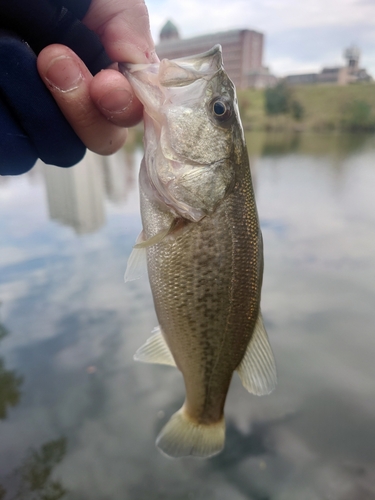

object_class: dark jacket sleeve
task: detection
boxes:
[0,33,86,174]
[0,0,112,75]
[0,0,113,175]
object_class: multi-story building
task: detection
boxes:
[285,45,372,86]
[156,20,276,89]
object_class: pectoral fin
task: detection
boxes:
[134,227,171,249]
[124,231,147,282]
[237,311,277,396]
[134,218,189,249]
[134,326,176,367]
[125,220,189,282]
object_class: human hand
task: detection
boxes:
[0,0,156,175]
[37,0,157,156]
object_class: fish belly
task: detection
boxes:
[140,163,263,425]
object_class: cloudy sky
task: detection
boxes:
[146,0,375,77]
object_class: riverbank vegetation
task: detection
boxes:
[124,82,375,154]
[238,83,375,132]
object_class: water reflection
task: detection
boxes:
[42,148,137,235]
[246,130,373,159]
[24,132,375,237]
[101,148,136,205]
[1,133,375,499]
[1,438,67,500]
[43,153,106,235]
[0,315,23,420]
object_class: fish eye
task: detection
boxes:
[213,101,226,116]
[212,97,232,121]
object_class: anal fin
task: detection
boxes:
[134,326,176,367]
[237,311,277,396]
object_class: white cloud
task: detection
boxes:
[149,0,375,36]
[147,0,375,76]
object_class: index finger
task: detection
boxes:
[83,0,158,63]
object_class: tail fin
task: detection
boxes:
[156,407,225,458]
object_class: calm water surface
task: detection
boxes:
[0,132,375,499]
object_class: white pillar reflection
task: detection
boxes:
[43,151,105,234]
[101,148,136,205]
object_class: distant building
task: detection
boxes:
[285,45,373,86]
[159,19,180,42]
[156,20,276,89]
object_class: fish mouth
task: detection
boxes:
[119,44,222,79]
[119,45,223,111]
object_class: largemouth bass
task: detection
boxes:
[120,45,276,459]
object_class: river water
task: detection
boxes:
[0,132,375,499]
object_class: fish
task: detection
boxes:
[120,45,277,459]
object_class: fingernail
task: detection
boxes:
[98,88,133,114]
[148,50,160,63]
[128,43,159,64]
[45,56,82,92]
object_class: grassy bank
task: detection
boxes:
[238,83,375,132]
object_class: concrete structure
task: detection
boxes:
[156,20,276,89]
[285,45,372,86]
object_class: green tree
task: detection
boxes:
[342,99,375,131]
[291,99,305,121]
[265,82,292,115]
[265,83,305,122]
